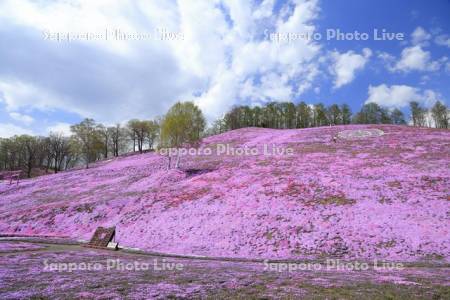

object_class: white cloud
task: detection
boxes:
[330,48,372,88]
[0,123,34,138]
[391,46,440,72]
[377,51,395,62]
[411,26,431,45]
[0,0,323,123]
[187,0,322,120]
[9,112,34,125]
[240,73,292,103]
[435,35,450,48]
[420,74,430,85]
[195,68,240,120]
[0,0,147,56]
[365,84,440,108]
[47,122,73,136]
[0,80,63,113]
[253,0,275,19]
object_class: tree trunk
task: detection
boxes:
[167,155,172,170]
[138,139,143,153]
[175,152,181,169]
[54,156,59,173]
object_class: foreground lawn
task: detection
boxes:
[0,241,449,299]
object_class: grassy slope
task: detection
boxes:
[0,125,449,261]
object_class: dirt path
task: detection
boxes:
[0,240,449,299]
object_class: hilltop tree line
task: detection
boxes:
[0,119,160,176]
[0,99,448,177]
[0,101,206,176]
[208,100,448,135]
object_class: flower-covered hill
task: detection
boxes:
[0,125,449,261]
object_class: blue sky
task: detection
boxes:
[0,0,449,137]
[310,0,450,107]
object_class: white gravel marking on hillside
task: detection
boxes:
[338,129,385,139]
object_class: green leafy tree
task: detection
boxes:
[109,124,126,157]
[206,117,227,136]
[341,104,352,125]
[96,124,111,158]
[327,104,342,125]
[48,133,73,173]
[380,107,392,124]
[284,102,296,128]
[391,108,406,125]
[409,101,426,127]
[296,102,311,128]
[127,119,140,152]
[18,135,40,178]
[431,101,448,129]
[314,103,328,126]
[160,101,206,169]
[354,103,383,124]
[71,118,101,169]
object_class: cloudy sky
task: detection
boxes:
[0,0,449,137]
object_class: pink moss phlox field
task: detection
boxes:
[0,125,449,261]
